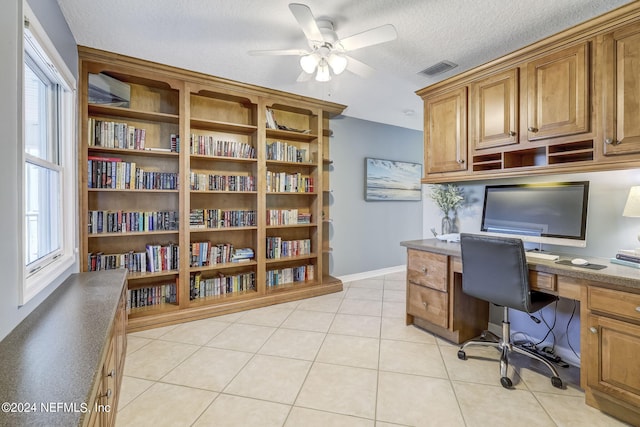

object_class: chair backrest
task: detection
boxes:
[459,233,531,312]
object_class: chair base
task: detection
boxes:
[457,307,564,390]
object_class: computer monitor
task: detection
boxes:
[480,181,589,248]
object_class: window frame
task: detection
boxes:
[20,3,77,305]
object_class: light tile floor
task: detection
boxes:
[116,272,629,427]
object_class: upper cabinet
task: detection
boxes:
[471,68,519,150]
[418,3,640,183]
[526,42,590,141]
[424,86,467,174]
[602,24,640,156]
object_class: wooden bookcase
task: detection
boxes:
[78,47,346,332]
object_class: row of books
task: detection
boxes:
[190,135,256,159]
[88,118,147,150]
[88,250,147,273]
[189,271,256,300]
[611,249,640,268]
[266,140,309,163]
[88,210,178,234]
[266,237,311,259]
[127,282,177,310]
[190,209,257,229]
[88,157,179,190]
[189,172,256,192]
[266,265,314,287]
[266,209,311,225]
[266,171,314,193]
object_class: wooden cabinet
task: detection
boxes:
[585,286,640,425]
[602,23,640,156]
[405,250,488,343]
[423,86,467,174]
[471,68,519,149]
[78,47,345,332]
[526,42,590,141]
[87,283,127,427]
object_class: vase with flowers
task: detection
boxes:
[429,184,464,235]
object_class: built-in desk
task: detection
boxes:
[401,239,640,426]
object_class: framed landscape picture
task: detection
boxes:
[365,158,422,201]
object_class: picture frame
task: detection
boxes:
[365,157,422,201]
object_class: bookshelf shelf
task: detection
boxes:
[79,47,344,333]
[88,104,180,124]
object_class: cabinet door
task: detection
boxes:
[603,25,640,155]
[471,69,519,149]
[424,87,467,173]
[586,314,640,409]
[527,43,589,140]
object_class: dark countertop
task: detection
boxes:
[401,238,640,292]
[0,269,126,427]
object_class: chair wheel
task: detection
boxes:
[500,377,513,388]
[551,376,563,389]
[457,350,466,360]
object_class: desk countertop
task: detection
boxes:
[0,269,126,427]
[401,239,640,292]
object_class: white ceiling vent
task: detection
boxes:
[419,60,458,77]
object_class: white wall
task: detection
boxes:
[422,168,640,366]
[0,1,78,341]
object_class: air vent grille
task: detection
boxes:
[419,61,458,77]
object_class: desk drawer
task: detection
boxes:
[529,271,557,292]
[408,283,448,329]
[589,287,640,322]
[407,250,448,292]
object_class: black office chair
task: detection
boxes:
[457,233,563,389]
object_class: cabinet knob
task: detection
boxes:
[635,306,640,313]
[528,127,538,133]
[422,301,428,308]
[508,131,516,137]
[421,267,428,274]
[605,138,621,145]
[457,159,465,164]
[100,389,112,399]
[589,327,598,334]
[107,369,116,378]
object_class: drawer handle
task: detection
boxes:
[589,327,598,334]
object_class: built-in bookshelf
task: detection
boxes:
[78,46,345,331]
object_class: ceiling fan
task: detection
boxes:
[249,3,397,82]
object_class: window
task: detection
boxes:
[21,4,76,304]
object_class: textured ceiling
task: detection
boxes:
[57,0,634,130]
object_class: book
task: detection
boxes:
[610,257,640,268]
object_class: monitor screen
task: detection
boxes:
[480,181,589,247]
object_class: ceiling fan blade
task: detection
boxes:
[289,3,324,45]
[296,71,313,82]
[338,24,397,52]
[345,56,375,78]
[248,49,308,56]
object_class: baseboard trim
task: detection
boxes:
[338,265,406,283]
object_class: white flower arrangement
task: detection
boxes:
[429,184,464,216]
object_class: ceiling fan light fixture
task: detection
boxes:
[300,54,318,74]
[327,53,347,75]
[315,59,331,82]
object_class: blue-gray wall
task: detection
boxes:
[329,116,423,276]
[0,1,78,341]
